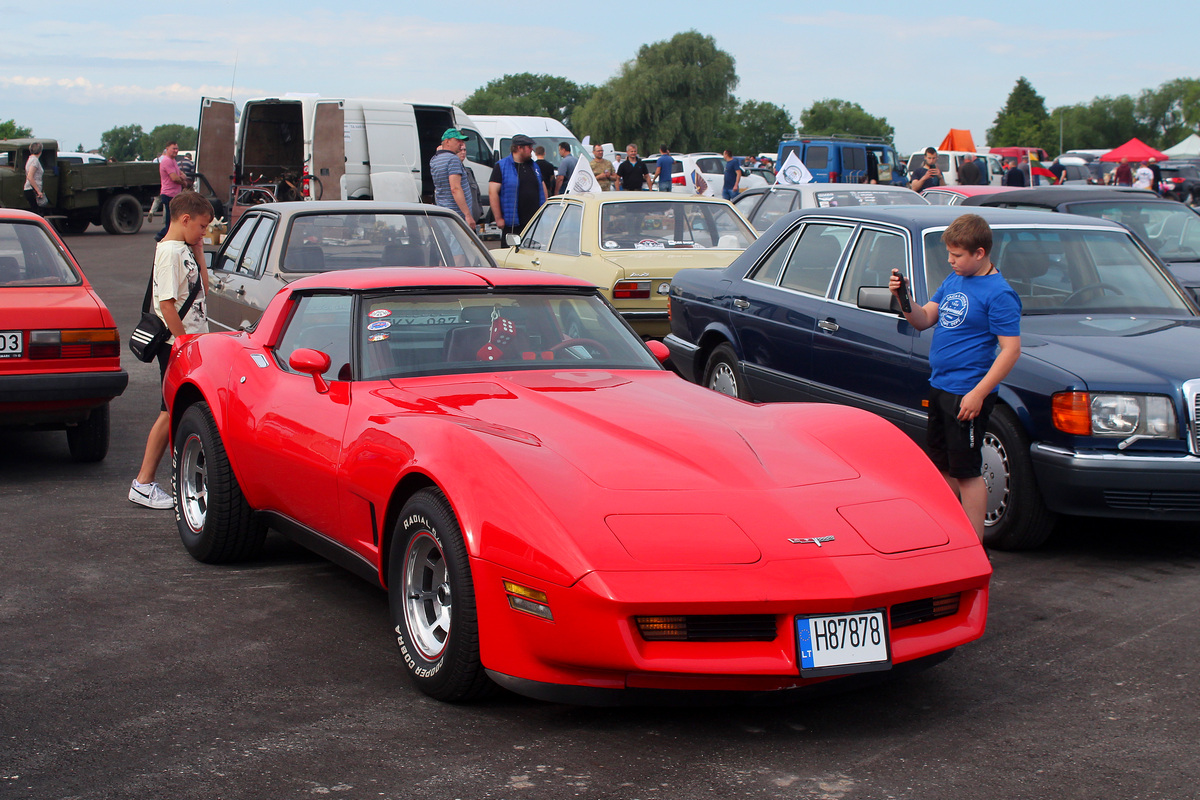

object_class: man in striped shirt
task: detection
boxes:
[429,128,476,230]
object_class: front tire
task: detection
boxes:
[389,488,491,702]
[172,402,265,563]
[100,193,143,235]
[703,343,750,400]
[981,407,1056,550]
[66,403,109,462]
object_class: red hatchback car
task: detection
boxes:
[0,209,127,460]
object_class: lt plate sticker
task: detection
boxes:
[368,333,389,342]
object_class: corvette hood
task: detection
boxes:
[1020,315,1200,386]
[381,372,859,491]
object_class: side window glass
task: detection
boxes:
[462,129,491,166]
[238,216,276,277]
[838,229,907,304]
[520,203,564,251]
[779,223,852,296]
[549,204,582,256]
[805,147,829,170]
[275,294,354,381]
[754,190,797,230]
[747,224,801,286]
[216,216,257,273]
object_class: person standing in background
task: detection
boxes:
[617,144,650,191]
[155,142,188,242]
[488,134,545,240]
[590,144,616,191]
[533,146,557,198]
[23,142,46,212]
[721,149,742,200]
[654,146,675,192]
[429,128,476,230]
[554,143,578,195]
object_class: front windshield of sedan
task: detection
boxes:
[0,221,81,286]
[1060,201,1200,262]
[923,227,1194,315]
[356,291,661,380]
[281,212,490,272]
[599,201,756,251]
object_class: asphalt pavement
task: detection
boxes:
[1,222,1198,800]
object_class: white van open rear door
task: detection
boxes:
[195,97,236,213]
[312,100,345,201]
[362,105,419,203]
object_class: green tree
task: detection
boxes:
[712,100,793,155]
[142,124,198,160]
[1052,95,1146,152]
[0,119,33,139]
[1135,78,1200,148]
[99,124,149,162]
[798,99,893,141]
[987,77,1056,151]
[574,31,737,153]
[461,73,595,131]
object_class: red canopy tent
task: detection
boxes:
[1099,138,1168,162]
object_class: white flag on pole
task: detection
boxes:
[692,169,715,197]
[568,147,602,195]
[776,150,814,185]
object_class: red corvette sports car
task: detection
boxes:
[164,267,990,704]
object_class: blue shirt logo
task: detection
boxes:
[940,292,969,328]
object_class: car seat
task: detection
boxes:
[382,242,429,267]
[284,245,325,272]
[0,256,21,284]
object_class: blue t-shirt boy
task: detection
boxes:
[928,271,1022,394]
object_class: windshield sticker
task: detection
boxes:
[368,333,389,342]
[367,320,391,331]
[369,309,392,318]
[635,239,664,249]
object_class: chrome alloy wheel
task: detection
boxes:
[403,531,451,660]
[707,361,739,397]
[179,432,208,533]
[980,429,1011,527]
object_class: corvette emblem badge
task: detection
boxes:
[788,536,835,547]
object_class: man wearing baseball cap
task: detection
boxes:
[430,128,476,229]
[488,133,546,240]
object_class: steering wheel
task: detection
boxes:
[1063,282,1125,306]
[549,338,610,359]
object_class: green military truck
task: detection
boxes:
[0,138,160,234]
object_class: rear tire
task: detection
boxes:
[703,343,750,400]
[389,488,492,702]
[66,403,109,462]
[61,216,92,235]
[100,193,143,235]
[172,402,265,563]
[981,407,1056,551]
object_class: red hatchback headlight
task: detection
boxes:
[28,329,120,359]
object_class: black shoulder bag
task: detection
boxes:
[128,272,201,363]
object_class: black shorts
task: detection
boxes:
[926,388,997,479]
[157,345,171,412]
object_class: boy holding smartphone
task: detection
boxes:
[889,214,1021,542]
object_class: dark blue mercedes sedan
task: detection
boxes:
[665,205,1200,550]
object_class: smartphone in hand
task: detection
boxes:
[893,269,912,313]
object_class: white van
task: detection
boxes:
[906,150,1004,186]
[195,95,494,211]
[470,115,588,173]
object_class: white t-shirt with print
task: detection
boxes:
[152,240,208,338]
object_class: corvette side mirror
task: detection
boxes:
[289,347,332,393]
[645,339,671,366]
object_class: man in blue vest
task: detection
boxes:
[488,133,546,241]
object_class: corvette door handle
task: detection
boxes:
[818,319,839,332]
[733,298,750,310]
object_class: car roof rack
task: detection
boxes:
[778,132,892,145]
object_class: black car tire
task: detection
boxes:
[58,216,92,235]
[982,407,1056,551]
[172,402,266,563]
[389,488,492,702]
[100,194,144,235]
[66,403,109,462]
[703,343,750,400]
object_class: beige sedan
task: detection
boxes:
[496,192,756,338]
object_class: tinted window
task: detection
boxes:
[696,157,724,174]
[0,221,80,286]
[778,223,853,295]
[747,225,800,285]
[462,129,492,166]
[805,147,829,170]
[215,215,258,273]
[282,212,491,271]
[842,148,866,172]
[812,189,925,208]
[275,294,354,381]
[238,216,277,277]
[752,189,797,230]
[838,229,907,303]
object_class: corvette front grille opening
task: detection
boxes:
[890,594,961,629]
[635,614,778,642]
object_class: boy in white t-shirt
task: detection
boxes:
[129,191,212,509]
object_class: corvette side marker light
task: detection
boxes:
[503,580,553,620]
[636,616,688,640]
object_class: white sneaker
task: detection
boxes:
[129,480,173,510]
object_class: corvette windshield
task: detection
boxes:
[923,227,1194,315]
[599,201,755,250]
[281,212,491,272]
[357,291,661,380]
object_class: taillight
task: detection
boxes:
[29,329,120,359]
[829,170,838,182]
[1171,177,1184,184]
[672,175,686,185]
[613,280,651,299]
[1051,392,1091,435]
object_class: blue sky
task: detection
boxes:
[4,1,1197,157]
